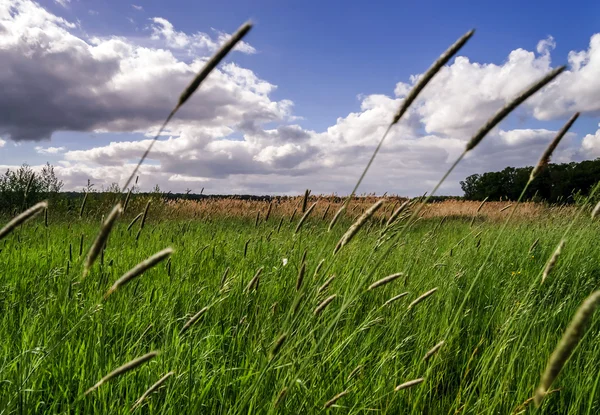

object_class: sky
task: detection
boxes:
[1,0,600,196]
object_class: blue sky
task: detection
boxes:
[1,0,600,195]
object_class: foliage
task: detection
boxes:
[461,159,600,203]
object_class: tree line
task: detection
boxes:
[460,158,600,203]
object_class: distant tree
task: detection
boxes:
[461,158,600,204]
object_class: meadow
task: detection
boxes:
[0,197,599,414]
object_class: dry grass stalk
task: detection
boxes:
[85,351,159,395]
[301,189,311,213]
[323,390,349,408]
[314,294,337,315]
[368,273,403,290]
[476,197,489,213]
[534,291,600,407]
[104,247,173,299]
[269,332,288,359]
[334,200,384,255]
[593,201,600,220]
[296,262,306,291]
[244,238,250,257]
[122,21,253,190]
[131,371,175,411]
[394,378,424,391]
[0,201,47,241]
[328,205,346,232]
[321,203,331,220]
[140,201,151,229]
[541,239,565,284]
[529,238,540,254]
[386,200,409,227]
[289,208,297,223]
[127,212,143,232]
[245,267,264,292]
[274,387,288,408]
[313,259,325,279]
[295,202,318,234]
[79,192,88,218]
[530,113,579,181]
[318,275,336,294]
[265,202,273,222]
[24,172,34,200]
[83,203,122,279]
[499,204,512,212]
[384,292,409,306]
[465,67,565,152]
[123,189,132,213]
[347,365,363,381]
[220,267,230,288]
[407,288,438,310]
[423,341,445,361]
[513,389,560,414]
[180,306,209,335]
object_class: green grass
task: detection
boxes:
[1,211,600,414]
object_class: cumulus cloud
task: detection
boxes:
[150,17,256,54]
[0,0,263,141]
[35,146,66,154]
[581,125,600,158]
[3,0,600,196]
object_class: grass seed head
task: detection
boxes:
[180,306,209,335]
[318,275,336,294]
[85,351,159,395]
[423,341,445,361]
[394,378,425,391]
[295,202,318,234]
[328,205,346,232]
[334,200,384,255]
[270,332,288,359]
[314,294,337,315]
[465,66,565,152]
[323,390,349,408]
[131,371,175,411]
[296,262,306,291]
[104,247,173,299]
[83,203,122,279]
[0,201,47,241]
[245,267,264,292]
[541,239,565,284]
[535,291,600,406]
[368,272,403,290]
[384,292,409,306]
[407,287,438,310]
[530,113,579,182]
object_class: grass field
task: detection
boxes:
[1,199,599,414]
[0,17,596,415]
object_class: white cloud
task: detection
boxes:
[150,17,256,54]
[132,4,143,11]
[581,125,600,158]
[54,0,70,7]
[2,0,600,196]
[35,146,66,154]
[0,138,5,148]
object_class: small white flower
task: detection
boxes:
[282,258,288,266]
